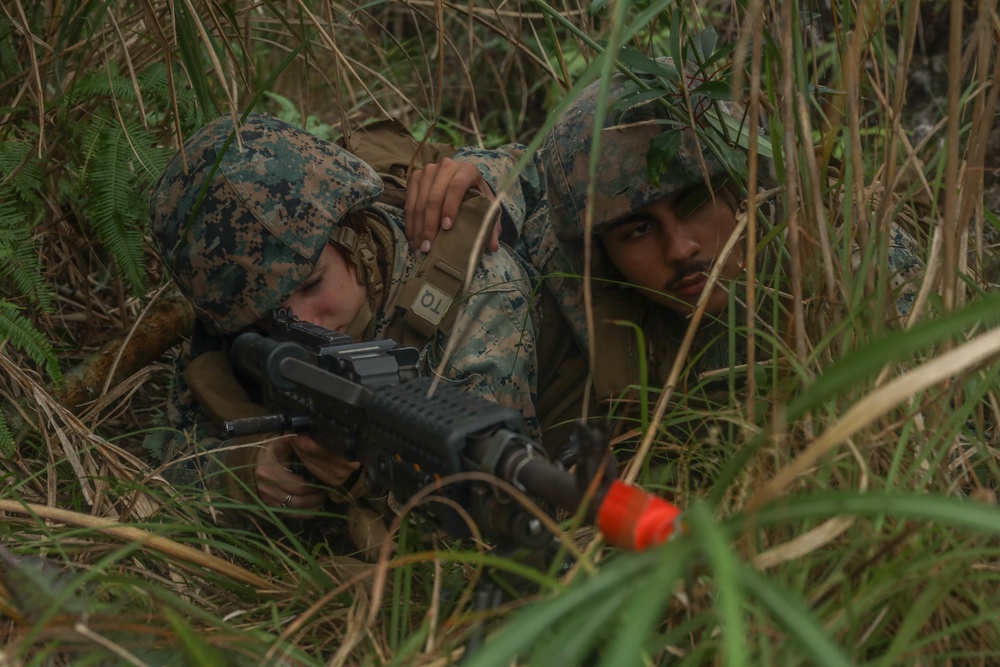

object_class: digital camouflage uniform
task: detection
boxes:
[458,61,926,400]
[149,114,540,496]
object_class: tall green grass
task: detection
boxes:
[1,0,998,665]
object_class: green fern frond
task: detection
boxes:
[0,218,51,312]
[0,412,12,457]
[71,64,139,104]
[79,118,149,296]
[122,116,174,180]
[79,114,104,169]
[138,64,201,130]
[0,140,44,203]
[0,144,53,311]
[0,302,61,383]
[0,17,19,82]
[137,63,169,97]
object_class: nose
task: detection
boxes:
[284,299,317,326]
[660,218,700,265]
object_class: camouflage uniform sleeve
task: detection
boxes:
[453,145,588,354]
[421,247,541,441]
[452,144,546,242]
[155,348,229,490]
[153,342,258,499]
[886,222,924,318]
[848,220,925,321]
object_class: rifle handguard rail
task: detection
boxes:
[223,314,684,551]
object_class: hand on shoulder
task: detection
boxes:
[404,157,501,253]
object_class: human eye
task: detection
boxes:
[298,275,322,293]
[602,215,654,247]
[623,220,652,241]
[606,218,653,243]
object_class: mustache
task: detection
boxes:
[667,261,715,290]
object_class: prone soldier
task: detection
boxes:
[148,113,543,541]
[407,58,926,410]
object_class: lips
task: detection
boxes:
[670,273,707,297]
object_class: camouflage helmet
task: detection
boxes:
[150,113,383,335]
[542,58,757,252]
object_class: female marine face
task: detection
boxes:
[599,187,744,317]
[280,243,368,333]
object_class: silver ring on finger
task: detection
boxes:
[280,493,292,508]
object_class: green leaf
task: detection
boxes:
[598,540,693,667]
[617,48,680,80]
[704,107,774,159]
[610,319,649,429]
[0,302,61,382]
[529,585,631,667]
[746,492,1000,536]
[687,27,718,64]
[877,575,954,667]
[612,88,672,113]
[462,550,670,667]
[984,207,1000,235]
[687,504,748,667]
[740,566,852,667]
[786,292,1000,421]
[692,80,732,100]
[647,129,683,185]
[173,1,219,115]
[0,545,91,623]
[165,606,228,666]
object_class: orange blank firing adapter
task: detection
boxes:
[597,480,683,551]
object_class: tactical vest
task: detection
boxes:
[533,286,660,448]
[342,120,496,349]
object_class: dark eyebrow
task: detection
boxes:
[603,212,650,233]
[602,174,730,232]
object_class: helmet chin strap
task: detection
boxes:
[343,300,374,340]
[330,226,385,340]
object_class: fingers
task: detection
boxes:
[291,434,362,488]
[254,437,327,512]
[405,159,487,252]
[259,486,327,512]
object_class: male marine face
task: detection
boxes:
[599,185,743,316]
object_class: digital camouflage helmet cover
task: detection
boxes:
[150,113,383,335]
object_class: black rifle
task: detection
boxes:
[225,313,681,551]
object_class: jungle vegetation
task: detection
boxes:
[1,0,999,665]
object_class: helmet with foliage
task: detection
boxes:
[542,57,767,270]
[150,113,383,335]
